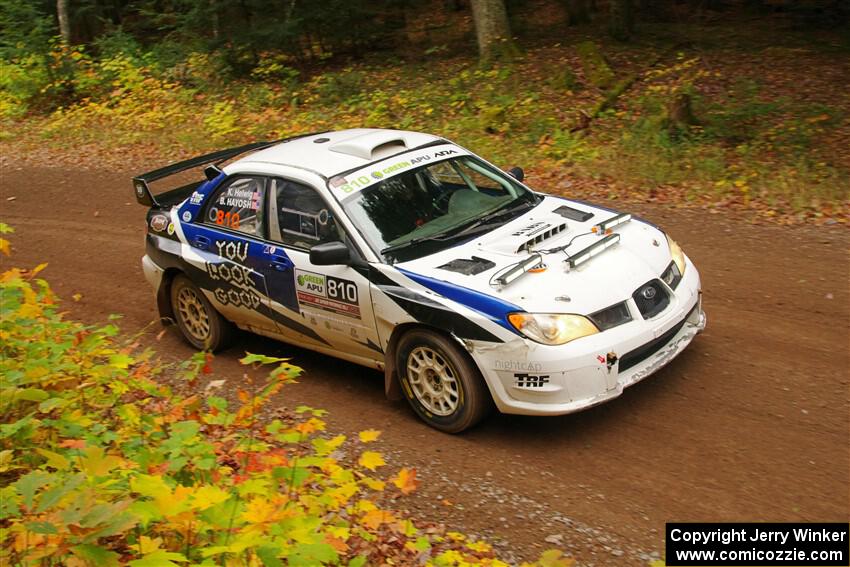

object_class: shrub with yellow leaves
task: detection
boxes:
[0,234,575,566]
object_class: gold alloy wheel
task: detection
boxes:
[406,346,461,416]
[175,286,211,343]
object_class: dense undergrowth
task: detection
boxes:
[0,224,577,566]
[1,25,848,223]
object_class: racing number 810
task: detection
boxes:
[215,209,240,229]
[339,175,370,194]
[327,277,358,304]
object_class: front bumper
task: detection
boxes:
[471,258,706,416]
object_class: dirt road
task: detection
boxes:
[2,165,848,564]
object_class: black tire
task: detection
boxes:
[170,274,235,352]
[396,328,493,433]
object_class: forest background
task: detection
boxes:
[1,0,848,223]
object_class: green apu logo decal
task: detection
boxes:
[333,147,463,198]
[339,160,413,194]
[297,273,324,288]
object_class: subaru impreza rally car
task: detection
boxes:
[134,128,705,432]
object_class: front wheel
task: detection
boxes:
[170,274,235,351]
[396,329,492,433]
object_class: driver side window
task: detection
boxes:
[270,178,342,250]
[204,176,266,237]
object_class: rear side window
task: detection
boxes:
[271,178,342,250]
[205,176,266,237]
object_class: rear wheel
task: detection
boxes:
[170,274,235,351]
[396,329,492,433]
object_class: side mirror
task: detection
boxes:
[204,164,223,181]
[310,241,351,266]
[507,166,524,182]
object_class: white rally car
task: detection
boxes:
[134,128,705,432]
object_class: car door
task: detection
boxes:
[184,175,279,334]
[265,177,383,361]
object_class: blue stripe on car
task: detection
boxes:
[396,268,521,334]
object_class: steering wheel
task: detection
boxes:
[433,190,454,213]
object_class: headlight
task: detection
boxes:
[666,234,686,275]
[661,261,683,289]
[507,312,599,345]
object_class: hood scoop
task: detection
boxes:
[328,131,412,160]
[514,222,567,253]
[437,256,496,276]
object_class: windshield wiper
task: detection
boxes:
[381,222,498,256]
[449,196,539,239]
[381,234,453,255]
[380,194,540,257]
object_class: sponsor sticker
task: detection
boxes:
[149,214,168,232]
[182,211,192,222]
[294,269,360,318]
[189,191,204,205]
[514,373,550,388]
[296,271,326,295]
[328,145,469,201]
[495,360,542,372]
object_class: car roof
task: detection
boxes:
[234,128,444,178]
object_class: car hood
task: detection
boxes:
[394,196,673,316]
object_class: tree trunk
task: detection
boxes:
[664,92,699,131]
[608,0,634,41]
[564,0,590,25]
[470,0,518,64]
[57,0,71,43]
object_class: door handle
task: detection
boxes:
[270,256,292,271]
[192,235,210,250]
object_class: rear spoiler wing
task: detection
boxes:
[132,132,326,206]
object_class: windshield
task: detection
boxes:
[342,155,537,261]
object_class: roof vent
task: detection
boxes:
[329,130,412,161]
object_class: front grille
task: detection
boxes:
[589,301,632,331]
[632,279,669,319]
[618,303,697,372]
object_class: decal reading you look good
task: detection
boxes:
[208,240,262,309]
[295,269,361,318]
